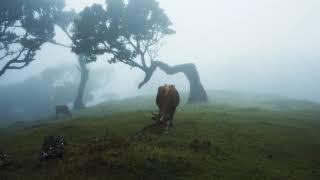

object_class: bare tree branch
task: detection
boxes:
[48,40,72,48]
[126,36,139,51]
[0,48,34,77]
[119,58,145,71]
[75,64,81,72]
[0,52,9,60]
[58,25,73,41]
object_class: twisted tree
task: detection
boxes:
[72,0,208,103]
[49,10,91,109]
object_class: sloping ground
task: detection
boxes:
[0,91,320,179]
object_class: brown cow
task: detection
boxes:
[55,105,72,119]
[155,84,180,128]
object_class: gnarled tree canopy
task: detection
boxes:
[72,0,208,103]
[0,0,65,76]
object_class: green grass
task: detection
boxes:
[1,90,320,179]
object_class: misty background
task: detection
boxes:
[1,0,320,122]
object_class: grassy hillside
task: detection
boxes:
[1,90,320,179]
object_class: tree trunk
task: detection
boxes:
[139,61,208,103]
[73,55,89,110]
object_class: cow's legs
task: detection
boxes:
[159,111,165,124]
[165,120,170,131]
[169,107,176,127]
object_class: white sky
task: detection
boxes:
[1,0,320,102]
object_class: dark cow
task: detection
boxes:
[55,105,72,119]
[155,84,180,128]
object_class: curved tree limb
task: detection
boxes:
[0,48,34,77]
[138,60,208,103]
[48,40,71,49]
[138,61,196,88]
[138,62,157,89]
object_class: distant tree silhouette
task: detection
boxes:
[72,0,208,103]
[0,64,113,122]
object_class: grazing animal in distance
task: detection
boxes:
[55,105,72,119]
[155,84,180,128]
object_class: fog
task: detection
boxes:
[1,0,320,121]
